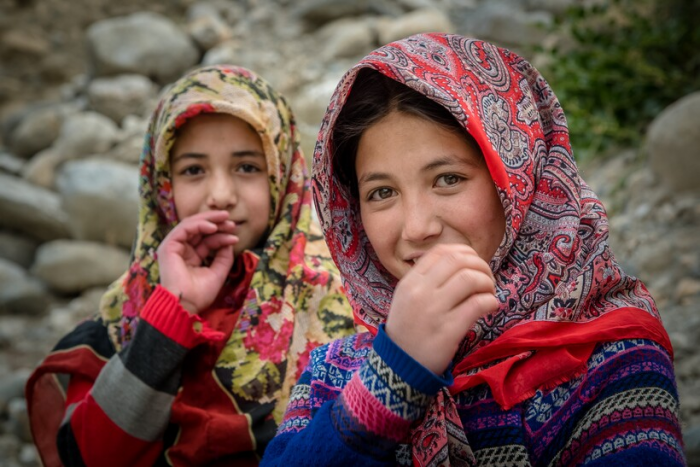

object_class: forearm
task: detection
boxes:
[263,326,450,464]
[58,286,223,466]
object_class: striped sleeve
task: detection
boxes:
[57,286,224,467]
[534,339,686,466]
[262,326,449,465]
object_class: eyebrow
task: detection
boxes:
[358,153,480,185]
[171,150,265,163]
[423,154,480,171]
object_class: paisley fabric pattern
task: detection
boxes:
[98,65,354,423]
[312,34,662,465]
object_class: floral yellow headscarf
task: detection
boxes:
[100,65,354,417]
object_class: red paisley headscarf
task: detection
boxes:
[313,34,671,466]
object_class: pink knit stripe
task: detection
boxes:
[342,374,411,442]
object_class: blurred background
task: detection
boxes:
[0,0,698,465]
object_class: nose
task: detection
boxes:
[401,196,441,243]
[207,172,237,210]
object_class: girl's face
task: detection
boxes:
[356,111,505,280]
[171,113,270,255]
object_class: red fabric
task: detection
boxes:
[312,34,668,466]
[70,394,162,467]
[25,347,108,467]
[25,255,260,467]
[449,307,673,410]
[141,285,225,349]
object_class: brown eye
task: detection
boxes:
[181,165,205,176]
[368,187,395,201]
[237,164,261,173]
[435,174,462,187]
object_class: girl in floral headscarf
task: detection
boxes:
[26,65,355,467]
[261,34,685,466]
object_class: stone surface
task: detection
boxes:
[86,12,200,84]
[30,240,129,294]
[0,173,71,242]
[648,92,700,193]
[87,74,156,124]
[56,159,139,248]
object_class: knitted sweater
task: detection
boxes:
[52,285,264,466]
[262,326,685,466]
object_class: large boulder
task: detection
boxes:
[0,173,71,241]
[0,258,50,316]
[87,74,157,124]
[6,104,68,159]
[52,111,120,160]
[56,159,139,248]
[648,92,700,193]
[30,240,129,294]
[0,231,38,269]
[86,12,200,84]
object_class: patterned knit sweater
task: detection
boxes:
[262,326,685,466]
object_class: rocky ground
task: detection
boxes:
[0,0,698,465]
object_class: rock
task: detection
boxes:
[0,258,50,316]
[107,115,147,164]
[0,435,20,465]
[0,231,38,269]
[1,28,50,56]
[107,134,144,165]
[19,444,39,467]
[377,8,454,45]
[0,370,30,414]
[48,287,105,336]
[0,152,25,176]
[633,240,676,276]
[677,278,700,302]
[6,398,31,443]
[186,7,231,50]
[87,74,157,124]
[648,92,700,193]
[686,424,700,467]
[21,148,64,190]
[56,159,139,248]
[319,17,376,59]
[7,104,67,159]
[30,240,129,294]
[53,111,120,160]
[292,0,402,28]
[0,174,71,242]
[86,12,200,84]
[463,3,552,47]
[524,0,576,15]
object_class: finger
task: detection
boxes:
[182,210,231,224]
[451,292,499,325]
[440,268,496,310]
[413,247,491,288]
[193,233,238,259]
[208,244,235,278]
[412,244,479,274]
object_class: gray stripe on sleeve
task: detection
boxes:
[61,402,79,427]
[92,356,175,441]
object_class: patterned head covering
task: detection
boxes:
[100,65,352,417]
[314,34,662,466]
[314,33,658,345]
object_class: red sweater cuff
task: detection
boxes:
[141,286,225,349]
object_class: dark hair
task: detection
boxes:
[332,69,481,195]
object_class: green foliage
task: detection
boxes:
[540,0,700,160]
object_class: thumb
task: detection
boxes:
[208,245,235,279]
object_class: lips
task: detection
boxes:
[404,253,424,266]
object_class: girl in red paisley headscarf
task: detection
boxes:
[261,34,685,466]
[25,65,356,467]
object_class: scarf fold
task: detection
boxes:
[313,34,668,466]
